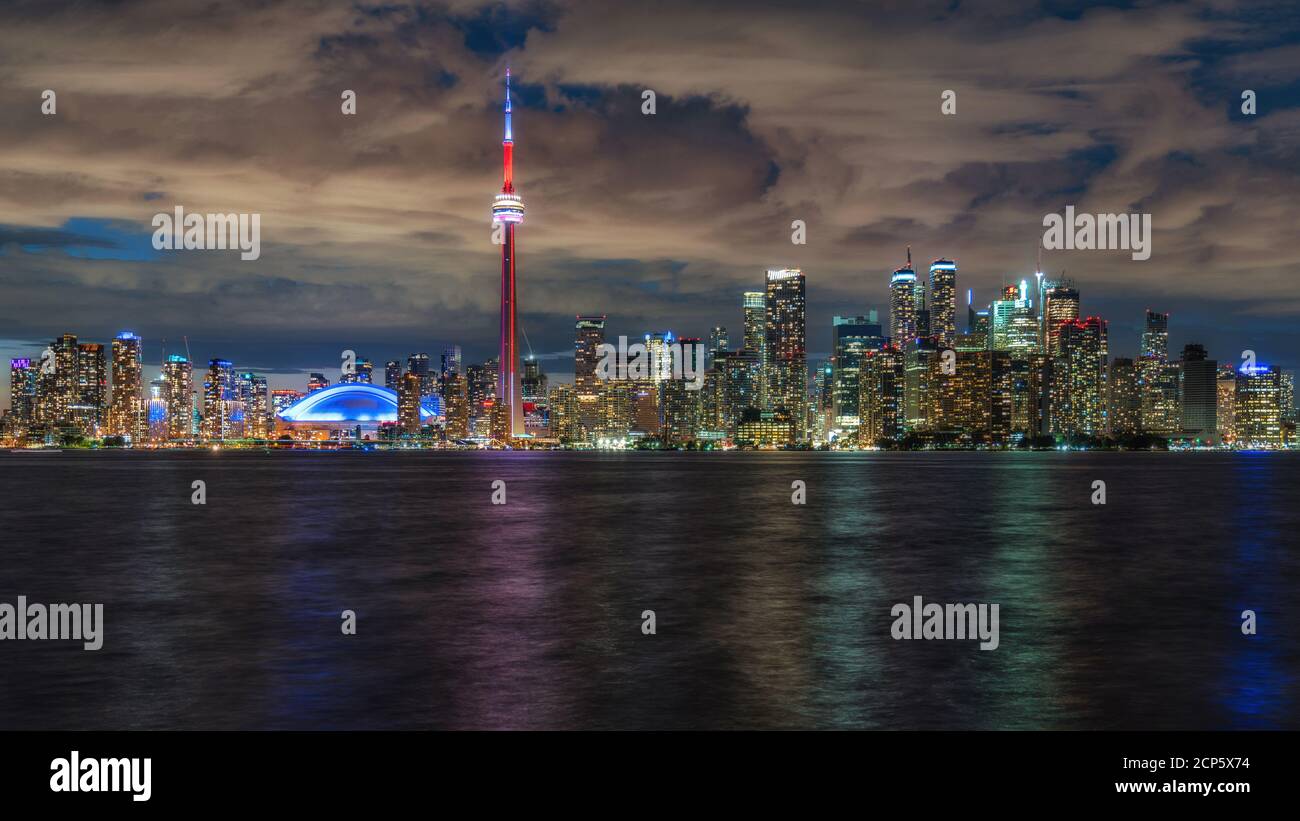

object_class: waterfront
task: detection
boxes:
[0,450,1296,730]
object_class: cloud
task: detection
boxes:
[0,0,1297,396]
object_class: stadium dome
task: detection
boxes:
[279,383,435,423]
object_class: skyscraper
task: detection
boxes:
[1180,344,1217,442]
[1235,364,1281,448]
[37,333,79,427]
[146,378,168,442]
[1138,309,1177,434]
[990,283,1035,352]
[8,358,37,426]
[765,268,807,441]
[929,259,957,347]
[109,331,144,439]
[831,315,885,432]
[889,249,918,347]
[203,359,238,441]
[521,357,547,405]
[397,372,422,434]
[546,383,581,443]
[858,346,904,446]
[743,291,766,407]
[1141,309,1169,360]
[237,372,270,439]
[384,360,402,389]
[1050,317,1107,435]
[1217,364,1238,444]
[74,342,106,435]
[491,69,525,439]
[443,374,470,440]
[440,346,462,381]
[406,353,434,401]
[574,315,606,438]
[161,354,193,440]
[1107,357,1142,436]
[708,326,729,368]
[1042,284,1080,357]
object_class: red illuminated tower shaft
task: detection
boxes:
[493,69,525,439]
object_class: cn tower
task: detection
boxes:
[491,68,525,439]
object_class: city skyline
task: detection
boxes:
[2,0,1299,398]
[5,252,1291,449]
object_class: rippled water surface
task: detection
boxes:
[1,450,1296,729]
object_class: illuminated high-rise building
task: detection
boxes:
[145,378,168,442]
[1010,355,1050,439]
[831,315,886,433]
[574,315,606,437]
[644,332,675,384]
[1050,317,1106,435]
[404,353,434,400]
[929,259,957,347]
[1282,372,1296,424]
[742,292,765,352]
[109,331,144,439]
[271,388,303,418]
[708,326,729,368]
[1141,309,1169,360]
[1007,301,1040,357]
[202,359,239,441]
[440,346,462,380]
[1042,284,1080,357]
[307,373,330,393]
[662,341,703,447]
[397,372,422,434]
[521,357,547,405]
[597,381,632,441]
[715,348,761,438]
[742,291,766,407]
[35,333,80,427]
[1235,364,1281,448]
[443,374,470,439]
[1217,364,1237,444]
[1180,344,1217,443]
[574,316,606,394]
[384,360,402,389]
[928,349,1014,444]
[73,342,107,436]
[161,354,194,440]
[1107,358,1142,436]
[237,372,271,439]
[890,249,918,347]
[765,268,807,441]
[858,346,904,446]
[8,358,38,425]
[903,339,936,432]
[491,69,526,439]
[990,282,1035,353]
[546,383,581,443]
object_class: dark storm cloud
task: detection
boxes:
[0,0,1298,394]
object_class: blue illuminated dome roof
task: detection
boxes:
[279,383,434,423]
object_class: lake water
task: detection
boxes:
[0,450,1296,729]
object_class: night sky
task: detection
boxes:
[1,0,1298,400]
